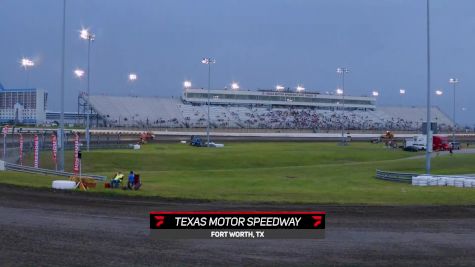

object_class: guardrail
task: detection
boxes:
[375,170,417,183]
[4,162,107,181]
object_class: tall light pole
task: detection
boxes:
[128,73,137,96]
[425,0,432,174]
[20,58,35,88]
[74,68,85,126]
[80,28,95,152]
[434,89,443,130]
[201,57,215,147]
[337,67,349,145]
[58,0,67,171]
[448,78,458,144]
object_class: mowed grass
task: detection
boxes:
[0,142,474,205]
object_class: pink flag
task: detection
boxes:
[33,135,39,168]
[19,134,23,165]
[73,133,80,174]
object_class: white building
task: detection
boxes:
[0,87,47,125]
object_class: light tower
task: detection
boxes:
[336,67,349,145]
[201,57,216,147]
[448,78,459,144]
[80,28,95,152]
[20,57,35,87]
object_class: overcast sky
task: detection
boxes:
[0,0,474,124]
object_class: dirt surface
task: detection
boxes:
[0,184,474,267]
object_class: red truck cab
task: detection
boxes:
[433,135,450,151]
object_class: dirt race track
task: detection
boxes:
[0,184,474,267]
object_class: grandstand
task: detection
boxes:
[83,89,453,132]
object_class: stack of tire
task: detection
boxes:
[412,176,475,188]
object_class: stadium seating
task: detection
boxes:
[85,95,454,131]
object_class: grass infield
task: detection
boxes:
[0,142,474,205]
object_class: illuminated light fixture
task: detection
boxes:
[129,73,137,81]
[183,80,192,88]
[448,78,459,84]
[336,88,343,95]
[435,90,443,96]
[231,82,239,90]
[80,28,95,41]
[296,85,305,92]
[276,85,285,91]
[74,68,85,78]
[399,89,406,95]
[20,58,35,69]
[372,91,379,97]
[201,58,216,64]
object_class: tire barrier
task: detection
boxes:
[52,180,77,190]
[377,170,475,188]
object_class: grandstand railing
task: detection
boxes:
[375,170,417,183]
[4,162,107,181]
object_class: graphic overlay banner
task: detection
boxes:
[33,135,39,168]
[150,211,325,239]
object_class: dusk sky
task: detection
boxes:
[0,0,474,124]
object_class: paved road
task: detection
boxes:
[0,184,474,267]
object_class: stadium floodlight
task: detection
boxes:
[80,27,95,152]
[201,58,216,64]
[336,88,343,95]
[20,58,35,69]
[399,89,406,95]
[129,73,137,81]
[296,85,305,92]
[448,78,459,144]
[372,91,379,97]
[80,28,95,41]
[276,85,285,91]
[74,68,85,78]
[336,67,350,145]
[19,57,36,88]
[231,82,240,90]
[183,80,192,89]
[201,57,216,147]
[435,90,443,96]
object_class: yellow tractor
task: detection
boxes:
[380,131,396,148]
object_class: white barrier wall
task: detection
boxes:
[412,175,474,188]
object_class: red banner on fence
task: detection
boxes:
[33,134,39,168]
[19,134,23,165]
[51,134,57,168]
[73,133,80,174]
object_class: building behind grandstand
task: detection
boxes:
[0,83,47,125]
[84,88,454,132]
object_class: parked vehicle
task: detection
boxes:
[403,135,450,151]
[450,142,461,150]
